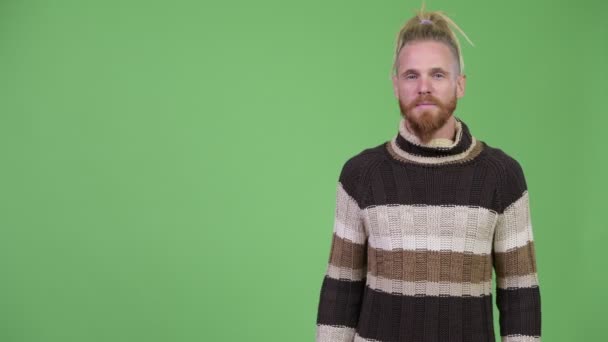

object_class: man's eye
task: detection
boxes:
[434,73,445,78]
[405,74,417,80]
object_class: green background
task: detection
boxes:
[1,0,606,341]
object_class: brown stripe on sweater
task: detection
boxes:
[367,248,493,283]
[328,233,366,269]
[493,240,538,278]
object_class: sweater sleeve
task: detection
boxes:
[492,157,542,342]
[315,156,368,342]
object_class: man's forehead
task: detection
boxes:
[397,41,456,70]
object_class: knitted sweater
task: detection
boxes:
[315,116,541,342]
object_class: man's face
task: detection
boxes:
[392,40,466,141]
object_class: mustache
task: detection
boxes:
[414,95,440,106]
[403,95,443,112]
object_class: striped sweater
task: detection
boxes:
[315,116,541,342]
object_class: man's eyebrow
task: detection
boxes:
[401,67,451,76]
[401,69,418,76]
[429,67,450,74]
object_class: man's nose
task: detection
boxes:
[418,77,431,94]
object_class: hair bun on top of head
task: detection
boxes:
[389,1,476,79]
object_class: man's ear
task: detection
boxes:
[456,74,466,98]
[392,75,399,99]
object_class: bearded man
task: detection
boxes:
[315,6,542,342]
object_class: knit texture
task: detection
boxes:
[315,116,541,342]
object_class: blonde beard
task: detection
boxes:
[398,94,457,142]
[408,111,451,142]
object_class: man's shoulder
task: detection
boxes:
[480,141,528,210]
[480,140,525,175]
[341,142,387,174]
[337,142,386,192]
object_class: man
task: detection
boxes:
[315,7,542,342]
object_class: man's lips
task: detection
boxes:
[416,103,436,107]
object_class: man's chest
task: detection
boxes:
[360,163,500,254]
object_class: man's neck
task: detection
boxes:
[404,115,457,145]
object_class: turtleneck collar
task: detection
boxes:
[385,116,485,166]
